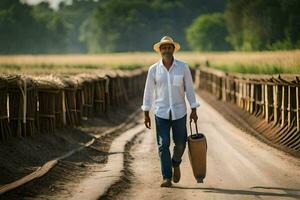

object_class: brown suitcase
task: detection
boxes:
[187,121,207,183]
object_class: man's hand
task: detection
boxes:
[189,108,198,123]
[144,111,151,129]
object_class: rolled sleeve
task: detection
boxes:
[190,102,200,109]
[141,105,151,111]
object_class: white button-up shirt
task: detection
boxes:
[141,58,200,120]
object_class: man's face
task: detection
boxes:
[160,43,175,60]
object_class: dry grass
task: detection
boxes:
[195,50,300,74]
[0,50,299,74]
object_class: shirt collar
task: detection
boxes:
[159,58,177,70]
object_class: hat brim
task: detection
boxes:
[153,41,180,52]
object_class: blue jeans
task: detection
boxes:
[155,114,187,179]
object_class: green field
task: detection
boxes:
[0,50,299,75]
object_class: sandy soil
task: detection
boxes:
[112,93,300,200]
[0,97,143,199]
[2,91,300,200]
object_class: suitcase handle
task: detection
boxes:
[189,120,199,136]
[189,120,208,150]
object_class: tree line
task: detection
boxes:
[0,0,299,53]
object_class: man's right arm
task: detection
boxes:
[141,68,155,129]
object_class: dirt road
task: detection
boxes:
[113,94,300,200]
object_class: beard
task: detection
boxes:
[162,52,173,60]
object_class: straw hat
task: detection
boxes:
[153,36,180,52]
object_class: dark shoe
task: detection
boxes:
[172,166,181,183]
[196,177,204,183]
[160,179,172,187]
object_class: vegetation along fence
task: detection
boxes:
[197,66,300,156]
[0,69,146,141]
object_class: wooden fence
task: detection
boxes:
[197,65,300,156]
[0,69,146,141]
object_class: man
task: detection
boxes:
[141,36,200,187]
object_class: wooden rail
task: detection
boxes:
[197,65,300,155]
[0,69,147,141]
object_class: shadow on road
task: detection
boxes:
[171,185,300,199]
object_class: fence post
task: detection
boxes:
[254,84,259,115]
[281,85,285,127]
[238,81,242,107]
[213,75,216,96]
[296,86,299,132]
[105,77,110,111]
[250,83,254,114]
[194,69,201,90]
[261,84,265,118]
[222,77,226,102]
[246,82,250,112]
[211,75,214,94]
[273,85,278,124]
[62,90,66,125]
[246,82,248,110]
[218,76,220,98]
[288,86,291,127]
[227,78,232,103]
[244,82,246,109]
[265,84,269,122]
[242,82,244,109]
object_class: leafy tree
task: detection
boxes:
[58,0,97,53]
[225,0,300,51]
[0,0,70,53]
[0,0,37,53]
[32,3,71,53]
[186,13,231,51]
[80,0,225,53]
[80,0,158,52]
[0,0,226,53]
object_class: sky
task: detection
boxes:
[21,0,72,10]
